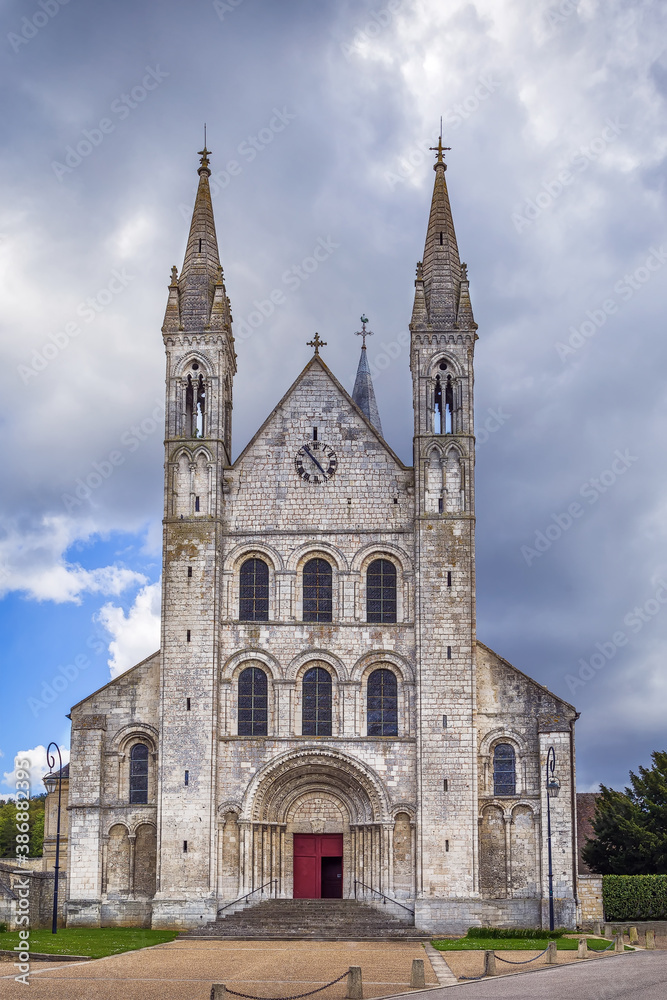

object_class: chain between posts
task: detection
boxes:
[211,970,350,1000]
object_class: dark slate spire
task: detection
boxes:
[178,146,222,331]
[416,138,475,329]
[352,316,383,435]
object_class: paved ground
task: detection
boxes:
[393,950,667,999]
[2,940,665,999]
[0,939,438,1000]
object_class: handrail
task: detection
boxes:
[217,878,277,916]
[353,878,415,915]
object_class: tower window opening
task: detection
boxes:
[442,715,448,729]
[195,496,200,512]
[447,571,452,588]
[186,630,191,642]
[445,375,454,434]
[186,698,191,711]
[439,231,444,245]
[183,840,188,852]
[447,645,452,659]
[439,361,447,371]
[184,770,189,786]
[434,375,443,434]
[188,566,192,578]
[198,238,202,252]
[443,778,449,792]
[195,374,205,437]
[438,498,444,514]
[313,427,318,441]
[445,840,450,852]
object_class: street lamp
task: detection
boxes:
[545,745,561,932]
[43,744,63,935]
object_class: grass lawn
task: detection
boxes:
[431,936,617,952]
[0,927,178,959]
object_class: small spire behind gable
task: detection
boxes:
[352,315,383,435]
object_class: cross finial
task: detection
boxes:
[307,332,327,355]
[355,314,374,349]
[429,136,451,165]
[197,130,212,173]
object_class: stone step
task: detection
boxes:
[186,898,421,940]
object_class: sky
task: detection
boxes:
[0,0,666,798]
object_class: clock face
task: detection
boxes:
[295,441,337,483]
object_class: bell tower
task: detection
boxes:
[153,147,236,926]
[411,141,480,920]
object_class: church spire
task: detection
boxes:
[177,145,223,331]
[352,316,383,435]
[416,139,472,328]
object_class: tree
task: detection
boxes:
[583,750,667,874]
[0,795,46,858]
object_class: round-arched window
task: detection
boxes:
[129,744,149,804]
[493,744,516,796]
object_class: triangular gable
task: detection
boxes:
[67,649,160,715]
[476,640,579,717]
[233,355,410,471]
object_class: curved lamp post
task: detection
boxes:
[545,745,561,932]
[43,744,63,934]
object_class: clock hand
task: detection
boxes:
[303,445,327,477]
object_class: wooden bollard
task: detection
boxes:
[483,951,496,976]
[211,987,226,1000]
[578,937,587,959]
[346,966,363,1000]
[546,940,558,964]
[410,959,425,989]
[645,930,655,949]
[615,933,624,953]
[629,926,638,944]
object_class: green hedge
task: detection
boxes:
[603,874,667,920]
[466,926,566,939]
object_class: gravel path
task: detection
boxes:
[0,938,438,1000]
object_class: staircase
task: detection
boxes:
[187,898,427,940]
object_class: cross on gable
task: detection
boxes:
[307,333,327,355]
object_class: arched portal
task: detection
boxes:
[232,749,392,901]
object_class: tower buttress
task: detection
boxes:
[154,147,235,925]
[411,141,480,917]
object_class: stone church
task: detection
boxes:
[65,142,580,934]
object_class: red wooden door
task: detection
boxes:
[293,834,343,898]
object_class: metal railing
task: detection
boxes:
[353,878,415,916]
[217,879,278,917]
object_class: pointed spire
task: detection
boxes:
[352,316,383,435]
[417,140,471,328]
[178,146,222,331]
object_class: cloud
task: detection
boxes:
[97,581,161,678]
[0,515,147,603]
[2,745,70,797]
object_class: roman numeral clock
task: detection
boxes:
[295,440,337,484]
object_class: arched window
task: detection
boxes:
[302,666,332,736]
[185,372,206,437]
[493,744,516,796]
[129,744,149,804]
[366,559,397,623]
[239,558,269,621]
[238,667,268,736]
[302,558,332,622]
[367,669,398,736]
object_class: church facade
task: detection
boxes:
[65,144,580,934]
